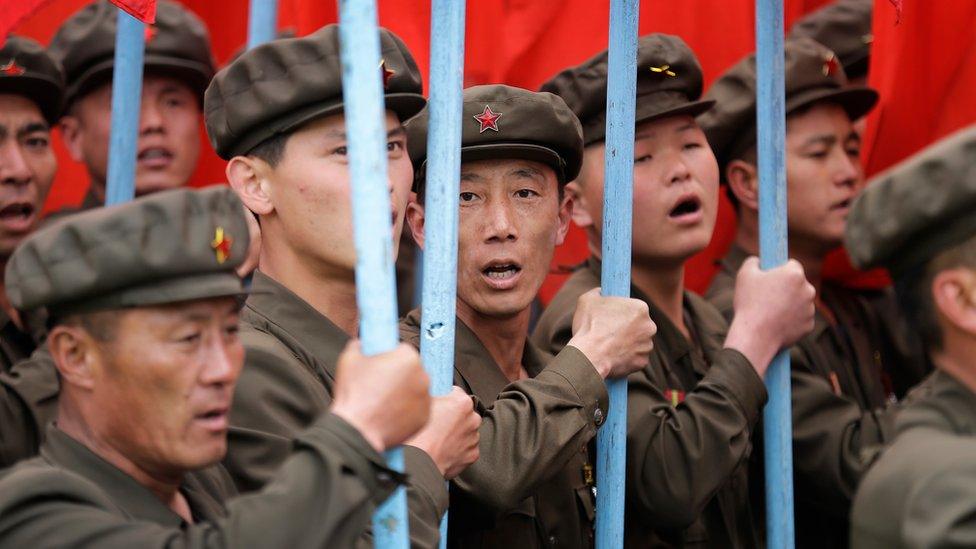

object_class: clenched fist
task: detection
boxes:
[568,288,657,379]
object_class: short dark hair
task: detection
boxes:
[894,233,976,351]
[246,131,291,168]
[51,309,123,343]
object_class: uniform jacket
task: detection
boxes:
[227,270,447,548]
[0,418,400,548]
[401,310,608,548]
[851,369,976,548]
[0,310,34,374]
[706,245,930,548]
[0,345,60,467]
[533,257,766,548]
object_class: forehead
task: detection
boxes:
[786,101,854,134]
[0,94,45,125]
[634,114,700,141]
[142,73,197,95]
[460,158,555,181]
[291,109,403,141]
[119,296,241,327]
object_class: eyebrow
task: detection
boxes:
[0,121,50,141]
[802,133,838,148]
[325,126,407,141]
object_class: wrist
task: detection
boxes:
[566,338,611,379]
[332,404,385,452]
[725,319,776,377]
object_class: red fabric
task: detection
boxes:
[1,0,55,39]
[108,0,157,23]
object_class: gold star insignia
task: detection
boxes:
[211,227,233,264]
[649,64,676,77]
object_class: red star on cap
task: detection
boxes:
[144,25,157,44]
[473,105,502,133]
[379,59,395,88]
[822,54,840,77]
[0,60,25,77]
[211,227,233,264]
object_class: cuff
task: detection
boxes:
[707,348,768,425]
[540,345,610,429]
[403,445,450,519]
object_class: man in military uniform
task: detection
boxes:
[0,36,64,371]
[848,125,976,548]
[533,34,816,547]
[208,25,481,547]
[700,38,929,547]
[0,186,434,547]
[401,84,656,547]
[47,0,216,213]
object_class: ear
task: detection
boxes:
[47,325,98,391]
[227,156,274,216]
[565,181,593,229]
[59,115,85,163]
[726,159,759,212]
[555,189,574,246]
[405,199,426,250]
[932,268,976,338]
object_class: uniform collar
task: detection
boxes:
[899,369,976,436]
[40,426,225,526]
[244,270,349,375]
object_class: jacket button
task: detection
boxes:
[549,535,558,546]
[594,408,605,426]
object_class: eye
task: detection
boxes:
[333,146,348,156]
[635,154,653,164]
[459,191,478,202]
[515,188,539,198]
[845,145,861,157]
[178,332,202,345]
[806,149,829,160]
[223,324,240,339]
[24,136,50,150]
[387,140,404,153]
[683,141,702,151]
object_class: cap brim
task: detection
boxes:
[0,77,64,123]
[635,98,716,127]
[66,54,214,105]
[787,86,879,121]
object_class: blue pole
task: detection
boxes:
[755,1,795,547]
[419,0,466,546]
[104,9,145,206]
[595,0,639,546]
[247,0,278,50]
[336,1,408,547]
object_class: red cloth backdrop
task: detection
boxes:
[14,0,976,300]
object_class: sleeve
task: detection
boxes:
[452,346,608,511]
[625,348,767,529]
[902,457,976,548]
[0,415,401,549]
[0,347,61,468]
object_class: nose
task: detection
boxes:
[200,333,241,386]
[834,149,861,189]
[138,97,165,135]
[483,198,518,243]
[664,154,692,187]
[0,140,32,187]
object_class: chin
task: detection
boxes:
[135,175,186,196]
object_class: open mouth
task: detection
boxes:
[483,263,522,280]
[137,147,173,166]
[831,198,853,211]
[669,196,702,218]
[194,407,229,430]
[0,203,34,222]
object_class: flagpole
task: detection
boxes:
[595,0,639,546]
[419,0,466,546]
[336,1,409,548]
[755,0,795,547]
[104,8,146,206]
[247,0,278,50]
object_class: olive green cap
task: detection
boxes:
[540,33,714,147]
[6,186,249,316]
[790,0,873,79]
[49,0,216,106]
[0,35,66,124]
[205,24,426,160]
[700,37,879,176]
[406,84,583,190]
[845,125,976,276]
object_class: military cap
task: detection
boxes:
[790,0,873,80]
[541,33,713,147]
[6,186,249,316]
[845,125,976,276]
[205,24,426,160]
[700,38,878,175]
[0,36,66,124]
[49,0,216,106]
[406,84,583,188]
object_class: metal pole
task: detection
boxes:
[419,0,466,546]
[104,9,145,206]
[755,1,795,547]
[595,0,639,546]
[336,1,408,547]
[247,0,278,50]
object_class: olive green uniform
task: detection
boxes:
[227,271,446,548]
[0,417,402,548]
[400,310,607,548]
[533,258,765,548]
[0,311,34,374]
[705,245,929,547]
[0,346,59,467]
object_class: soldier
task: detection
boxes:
[401,84,656,547]
[533,34,816,547]
[0,186,433,547]
[847,126,976,548]
[700,38,929,547]
[208,25,481,547]
[0,36,64,371]
[47,0,215,213]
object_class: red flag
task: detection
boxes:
[0,0,55,40]
[108,0,157,24]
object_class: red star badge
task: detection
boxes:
[144,25,157,44]
[0,60,25,77]
[379,59,395,88]
[211,227,233,264]
[473,105,502,133]
[822,54,840,77]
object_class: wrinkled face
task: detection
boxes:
[784,102,861,252]
[579,114,719,266]
[0,94,56,259]
[89,297,243,473]
[63,74,201,196]
[265,111,413,273]
[449,159,569,318]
